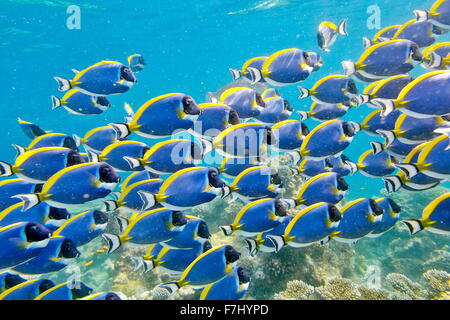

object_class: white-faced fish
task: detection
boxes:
[403,192,450,235]
[54,61,137,96]
[51,89,111,115]
[0,147,85,183]
[372,70,450,118]
[356,149,396,178]
[109,93,201,139]
[220,198,289,237]
[11,236,80,275]
[247,48,315,86]
[333,198,384,243]
[291,120,360,162]
[132,241,212,274]
[342,40,422,81]
[267,202,342,251]
[317,19,348,52]
[200,266,250,300]
[367,198,401,237]
[229,166,283,202]
[0,222,52,269]
[123,139,203,175]
[298,75,364,106]
[360,109,401,137]
[158,244,241,294]
[73,126,120,154]
[271,120,309,152]
[138,167,230,211]
[52,210,109,247]
[0,202,70,231]
[15,162,120,211]
[102,209,188,253]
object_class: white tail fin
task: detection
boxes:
[371,142,385,155]
[297,111,309,121]
[402,219,424,235]
[434,127,450,136]
[72,134,82,147]
[371,98,395,116]
[12,144,26,157]
[116,216,129,234]
[123,156,141,169]
[320,236,332,245]
[220,186,232,199]
[200,138,213,155]
[138,191,157,211]
[245,239,259,257]
[362,37,373,49]
[357,94,370,106]
[229,68,242,81]
[0,161,13,176]
[395,163,419,178]
[297,86,310,99]
[101,233,122,254]
[13,194,41,211]
[383,176,402,193]
[376,129,396,147]
[71,69,80,75]
[131,257,155,273]
[87,151,99,163]
[349,121,361,133]
[247,67,262,84]
[158,282,180,295]
[341,60,356,75]
[338,18,348,35]
[51,96,61,110]
[428,52,443,69]
[414,10,428,22]
[287,151,302,165]
[288,167,300,176]
[108,123,131,139]
[104,200,120,212]
[345,160,358,175]
[53,77,71,92]
[219,225,233,236]
[266,235,285,253]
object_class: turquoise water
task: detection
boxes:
[1,0,450,300]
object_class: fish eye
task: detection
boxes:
[183,96,193,106]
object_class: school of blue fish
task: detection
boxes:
[1,0,450,301]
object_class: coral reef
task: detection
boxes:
[274,280,314,300]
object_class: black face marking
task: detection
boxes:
[347,79,358,95]
[336,175,349,191]
[49,207,70,220]
[197,220,211,239]
[283,99,293,112]
[203,241,213,252]
[172,211,187,227]
[120,66,137,82]
[228,109,240,125]
[274,200,287,217]
[182,95,201,115]
[96,96,111,107]
[4,274,26,289]
[34,183,44,193]
[208,167,226,188]
[369,199,384,216]
[71,282,93,299]
[410,44,423,62]
[63,137,78,151]
[301,122,310,136]
[105,292,121,300]
[93,210,109,224]
[99,164,120,183]
[67,150,85,166]
[255,93,266,108]
[25,222,51,242]
[237,267,250,284]
[224,245,241,263]
[270,172,282,186]
[38,280,55,294]
[343,121,356,137]
[328,204,342,222]
[59,239,80,258]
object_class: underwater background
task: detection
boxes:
[1,0,449,299]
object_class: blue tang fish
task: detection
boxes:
[357,149,396,178]
[218,87,265,119]
[51,89,111,115]
[92,140,150,172]
[229,56,268,81]
[256,97,293,124]
[0,179,42,212]
[200,266,250,300]
[317,19,348,52]
[271,120,309,152]
[127,54,146,73]
[0,278,54,300]
[163,215,211,249]
[34,281,93,300]
[298,102,350,122]
[368,198,401,237]
[73,126,119,154]
[193,103,240,138]
[17,118,47,140]
[360,109,401,137]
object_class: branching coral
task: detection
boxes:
[316,277,361,300]
[423,269,450,294]
[385,273,429,300]
[274,280,314,300]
